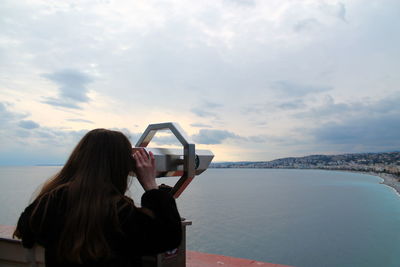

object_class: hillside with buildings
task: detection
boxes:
[211,152,400,177]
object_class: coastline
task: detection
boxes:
[310,170,400,196]
[306,170,400,196]
[330,169,400,195]
[375,172,400,196]
[341,170,400,196]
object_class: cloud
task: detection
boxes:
[336,2,346,21]
[0,127,89,165]
[293,18,320,32]
[43,98,82,109]
[0,104,90,164]
[0,103,89,164]
[131,133,186,147]
[67,118,94,124]
[247,135,268,143]
[190,123,212,128]
[42,69,93,109]
[225,0,255,6]
[241,98,307,118]
[295,93,400,121]
[278,99,306,110]
[190,108,218,118]
[190,102,222,118]
[143,128,276,146]
[0,102,27,124]
[0,103,14,125]
[191,101,223,118]
[18,120,40,129]
[273,80,331,97]
[203,101,223,109]
[239,93,400,155]
[312,114,400,149]
[293,2,347,33]
[192,129,241,144]
[306,94,400,151]
[320,2,347,22]
[0,103,8,113]
[110,128,142,145]
[152,134,182,146]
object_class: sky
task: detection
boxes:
[0,0,399,165]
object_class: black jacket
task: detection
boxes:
[16,188,182,267]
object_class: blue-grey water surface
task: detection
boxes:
[1,167,400,267]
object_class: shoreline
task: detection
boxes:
[375,172,400,196]
[327,170,400,196]
[323,169,400,195]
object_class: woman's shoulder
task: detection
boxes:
[116,195,159,224]
[116,196,136,215]
[23,185,67,214]
[16,185,69,247]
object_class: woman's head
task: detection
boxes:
[35,129,136,263]
[38,129,134,197]
[61,128,135,194]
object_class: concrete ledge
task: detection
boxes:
[187,250,293,267]
[1,225,292,267]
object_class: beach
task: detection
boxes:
[377,173,400,195]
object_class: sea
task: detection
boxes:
[1,166,400,267]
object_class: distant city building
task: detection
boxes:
[211,152,400,178]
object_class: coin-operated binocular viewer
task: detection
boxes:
[134,122,214,198]
[135,123,214,267]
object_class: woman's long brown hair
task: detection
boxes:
[25,129,135,263]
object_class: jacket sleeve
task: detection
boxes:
[15,193,62,248]
[121,189,182,255]
[16,202,37,248]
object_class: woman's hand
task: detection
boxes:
[133,148,158,191]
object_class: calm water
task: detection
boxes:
[1,167,400,267]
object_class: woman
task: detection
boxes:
[13,129,182,267]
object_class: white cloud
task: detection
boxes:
[192,129,241,145]
[190,123,213,128]
[18,120,40,129]
[41,69,93,109]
